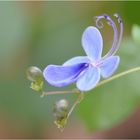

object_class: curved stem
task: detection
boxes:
[96,66,140,88]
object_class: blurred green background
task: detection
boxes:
[1,1,140,138]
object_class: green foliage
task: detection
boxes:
[132,24,140,45]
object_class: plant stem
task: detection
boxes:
[96,66,140,88]
[42,89,80,96]
[67,92,84,118]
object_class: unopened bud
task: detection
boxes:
[53,99,69,119]
[26,66,43,82]
[26,66,44,92]
[53,99,69,130]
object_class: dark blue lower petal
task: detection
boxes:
[43,63,87,87]
[63,56,89,66]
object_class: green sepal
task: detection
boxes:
[30,79,44,92]
[54,117,67,131]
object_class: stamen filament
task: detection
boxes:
[94,14,118,58]
[112,13,123,55]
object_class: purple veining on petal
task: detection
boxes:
[43,63,88,87]
[63,56,90,66]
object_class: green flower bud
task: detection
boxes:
[53,99,69,130]
[26,66,43,82]
[53,99,69,119]
[26,66,44,92]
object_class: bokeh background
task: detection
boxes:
[1,1,140,138]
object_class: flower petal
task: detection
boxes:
[82,26,103,60]
[43,63,86,87]
[63,56,89,66]
[100,56,120,78]
[76,66,100,91]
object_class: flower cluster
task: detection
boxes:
[43,13,123,92]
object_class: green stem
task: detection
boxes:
[67,92,84,118]
[96,66,140,88]
[42,89,80,96]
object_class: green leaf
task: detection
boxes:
[132,24,140,45]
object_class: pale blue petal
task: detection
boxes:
[100,56,120,78]
[76,66,100,91]
[63,56,89,66]
[43,63,86,87]
[82,26,103,60]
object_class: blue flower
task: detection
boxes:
[43,14,123,91]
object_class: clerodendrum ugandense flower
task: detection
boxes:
[43,14,123,91]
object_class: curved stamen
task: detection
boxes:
[112,13,123,55]
[94,15,104,28]
[94,14,118,58]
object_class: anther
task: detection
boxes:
[114,13,122,24]
[103,14,110,20]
